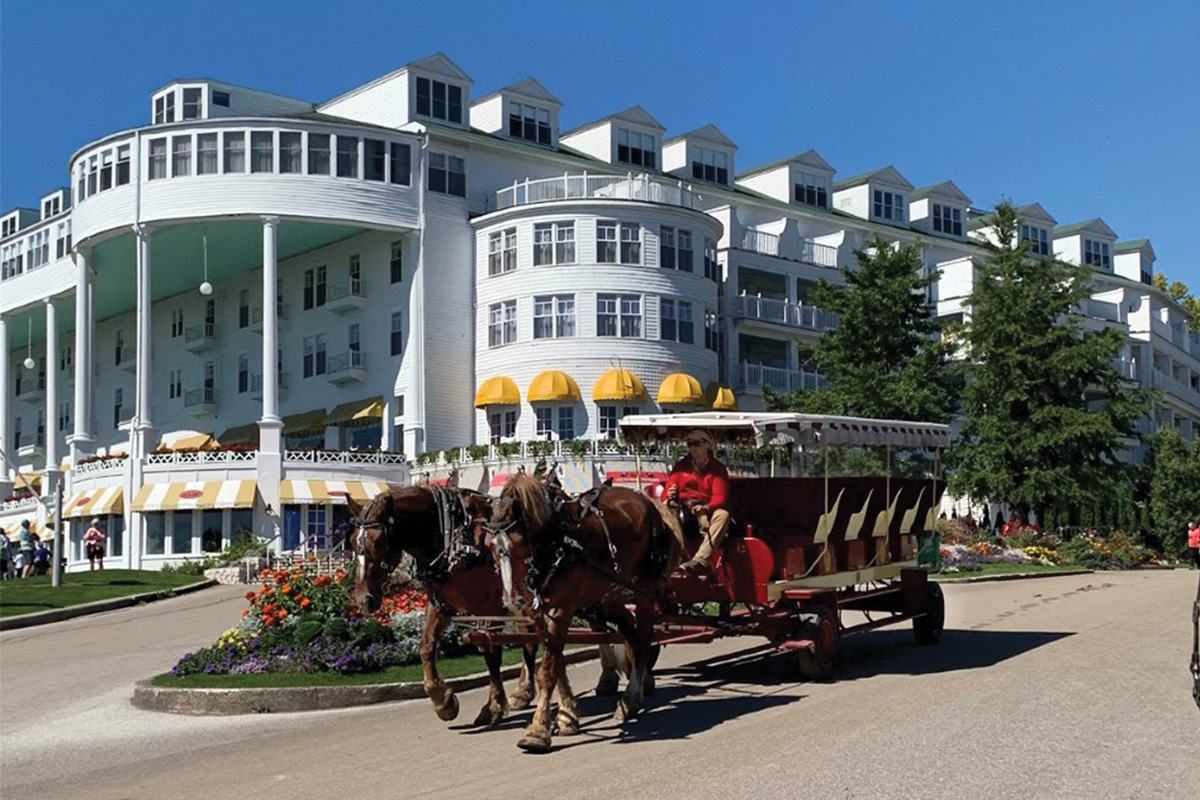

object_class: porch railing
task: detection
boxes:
[495,173,698,211]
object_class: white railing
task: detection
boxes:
[327,279,366,302]
[731,295,839,331]
[326,350,365,374]
[284,450,407,465]
[146,450,257,465]
[185,322,217,345]
[738,230,838,268]
[1080,299,1122,323]
[1112,358,1138,380]
[741,229,779,256]
[74,456,128,477]
[184,387,217,407]
[495,173,698,211]
[739,362,827,393]
[1153,369,1200,405]
[801,240,839,268]
[1,496,41,512]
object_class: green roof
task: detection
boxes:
[1113,239,1149,252]
[1052,219,1100,236]
[832,167,890,190]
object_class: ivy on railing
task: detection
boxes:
[496,442,522,459]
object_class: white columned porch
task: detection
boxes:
[257,216,284,550]
[127,224,155,568]
[0,314,11,497]
[42,298,61,496]
[68,248,95,469]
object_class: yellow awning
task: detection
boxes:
[219,423,260,446]
[63,486,125,519]
[593,369,647,402]
[158,431,218,451]
[131,480,257,512]
[283,409,328,433]
[13,471,41,492]
[656,373,704,405]
[327,396,385,426]
[527,370,581,403]
[3,518,48,541]
[703,382,739,411]
[279,480,392,506]
[474,376,520,408]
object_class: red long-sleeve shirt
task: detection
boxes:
[666,456,730,512]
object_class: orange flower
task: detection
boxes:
[281,584,292,595]
[314,575,331,587]
[299,597,311,609]
[244,591,257,602]
[277,609,288,619]
[334,569,347,582]
[242,609,249,617]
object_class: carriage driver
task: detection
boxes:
[666,429,731,574]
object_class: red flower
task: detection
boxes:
[244,591,257,602]
[281,583,292,595]
[299,597,311,609]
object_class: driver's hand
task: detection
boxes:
[693,504,709,516]
[666,484,678,500]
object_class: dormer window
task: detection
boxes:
[2,217,15,238]
[932,204,962,236]
[508,103,552,145]
[794,172,829,208]
[42,196,61,219]
[873,190,905,222]
[617,129,656,169]
[183,88,203,120]
[1020,224,1049,256]
[154,93,175,124]
[1140,257,1153,285]
[1084,239,1111,270]
[416,77,464,124]
[691,147,728,185]
[212,90,231,107]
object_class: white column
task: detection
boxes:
[257,216,283,550]
[0,314,10,496]
[43,298,59,476]
[69,248,94,466]
[133,224,154,441]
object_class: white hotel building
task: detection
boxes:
[2,53,1197,568]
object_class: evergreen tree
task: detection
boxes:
[946,201,1151,521]
[763,236,955,422]
[1148,428,1200,556]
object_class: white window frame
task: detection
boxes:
[488,300,518,348]
[616,128,656,169]
[873,189,905,222]
[691,145,729,184]
[932,203,963,236]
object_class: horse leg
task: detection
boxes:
[611,607,653,723]
[594,643,623,697]
[517,610,567,752]
[473,645,509,727]
[421,606,460,722]
[553,656,581,736]
[508,640,537,711]
[644,644,662,695]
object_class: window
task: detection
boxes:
[660,299,694,343]
[598,294,641,337]
[488,228,517,275]
[620,223,641,264]
[223,132,245,173]
[536,407,553,438]
[793,173,829,208]
[1020,224,1049,256]
[390,143,411,185]
[1140,257,1153,286]
[238,354,249,393]
[182,87,202,120]
[677,230,694,272]
[509,103,552,144]
[279,132,302,173]
[364,139,386,181]
[391,312,403,356]
[533,222,575,266]
[428,153,466,197]
[705,309,719,352]
[533,294,575,339]
[349,254,361,293]
[557,406,575,439]
[148,138,167,180]
[337,136,359,178]
[145,513,165,555]
[704,238,720,281]
[12,417,20,450]
[172,512,192,555]
[1084,239,1111,270]
[660,227,676,270]
[154,93,176,124]
[197,133,218,174]
[113,388,123,429]
[169,368,182,399]
[116,145,131,185]
[238,289,250,328]
[59,344,72,372]
[303,334,327,377]
[244,131,271,173]
[415,77,463,124]
[597,220,618,263]
[212,90,230,108]
[58,402,71,433]
[170,308,184,338]
[390,240,404,283]
[932,204,963,236]
[303,266,327,310]
[488,410,518,444]
[691,146,729,184]
[172,136,192,177]
[616,129,655,168]
[488,300,518,347]
[598,406,636,439]
[348,323,361,355]
[308,134,330,175]
[100,150,113,190]
[873,190,905,222]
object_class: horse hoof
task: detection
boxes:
[474,704,505,727]
[594,678,620,697]
[509,690,534,711]
[614,698,640,723]
[517,731,552,752]
[555,717,580,737]
[435,693,460,722]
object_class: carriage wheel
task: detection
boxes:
[795,606,840,681]
[913,581,945,645]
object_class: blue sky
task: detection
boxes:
[2,0,1197,288]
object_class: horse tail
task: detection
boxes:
[647,497,686,578]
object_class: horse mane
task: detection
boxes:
[504,473,553,534]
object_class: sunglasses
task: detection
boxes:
[686,440,707,447]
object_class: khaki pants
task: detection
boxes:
[693,509,731,565]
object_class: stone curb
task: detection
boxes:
[0,579,217,632]
[132,646,602,716]
[933,569,1094,584]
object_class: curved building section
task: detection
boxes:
[472,184,723,442]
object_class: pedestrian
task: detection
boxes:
[32,539,51,577]
[1188,519,1200,570]
[17,520,36,578]
[0,533,10,579]
[84,518,107,571]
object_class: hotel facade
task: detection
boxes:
[2,53,1196,568]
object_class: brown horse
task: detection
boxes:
[486,474,682,751]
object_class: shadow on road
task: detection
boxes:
[838,628,1074,680]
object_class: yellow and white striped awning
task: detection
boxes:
[131,480,257,512]
[279,479,391,506]
[63,486,125,519]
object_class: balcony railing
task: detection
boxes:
[327,350,365,374]
[184,387,217,408]
[739,362,827,393]
[1,496,41,513]
[495,173,698,211]
[184,322,218,352]
[327,280,366,302]
[741,229,780,256]
[116,346,136,371]
[1153,369,1200,406]
[250,304,290,331]
[738,229,839,267]
[1112,358,1138,381]
[730,295,839,332]
[284,450,408,465]
[73,456,128,477]
[146,449,257,465]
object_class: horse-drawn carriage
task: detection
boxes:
[352,411,949,750]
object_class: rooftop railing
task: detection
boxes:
[495,173,698,211]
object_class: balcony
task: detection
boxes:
[116,346,137,372]
[16,437,45,460]
[494,173,698,211]
[14,377,46,403]
[184,387,218,417]
[1153,369,1200,409]
[730,295,838,333]
[738,363,827,393]
[250,371,289,400]
[326,351,366,385]
[739,229,838,268]
[183,322,218,353]
[250,303,291,334]
[325,280,367,314]
[1112,358,1138,381]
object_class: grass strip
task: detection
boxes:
[0,569,205,618]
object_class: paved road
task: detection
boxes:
[2,572,1198,800]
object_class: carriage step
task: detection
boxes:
[778,638,816,652]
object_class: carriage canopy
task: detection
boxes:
[618,412,951,450]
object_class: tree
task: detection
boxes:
[763,235,956,422]
[947,201,1152,521]
[1148,428,1200,556]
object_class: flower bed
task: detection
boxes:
[170,566,465,677]
[934,519,1164,572]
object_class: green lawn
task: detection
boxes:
[933,563,1086,581]
[151,647,532,688]
[0,569,206,618]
